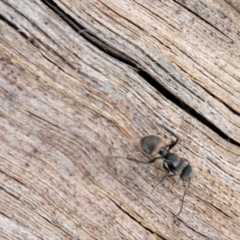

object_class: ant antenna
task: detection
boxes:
[174,180,191,218]
[160,126,179,150]
[167,137,178,151]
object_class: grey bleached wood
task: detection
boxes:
[58,0,240,142]
[0,0,240,240]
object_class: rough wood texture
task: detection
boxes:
[1,0,240,239]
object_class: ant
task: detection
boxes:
[114,129,193,218]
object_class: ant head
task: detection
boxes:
[140,135,166,156]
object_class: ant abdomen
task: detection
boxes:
[180,164,193,181]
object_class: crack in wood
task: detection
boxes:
[102,193,169,240]
[25,110,60,129]
[39,0,240,147]
[180,219,211,240]
[173,0,234,44]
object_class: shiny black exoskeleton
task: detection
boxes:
[128,130,193,218]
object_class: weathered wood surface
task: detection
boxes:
[1,0,240,239]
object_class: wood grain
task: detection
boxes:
[0,0,240,239]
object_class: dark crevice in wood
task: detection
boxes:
[0,14,29,40]
[104,195,168,240]
[224,0,240,14]
[26,110,61,129]
[41,0,137,68]
[208,201,233,219]
[100,1,146,32]
[198,79,240,117]
[39,1,240,146]
[1,2,54,47]
[133,0,181,33]
[162,42,240,117]
[0,8,81,86]
[173,0,234,44]
[0,185,22,202]
[139,71,240,147]
[179,219,211,240]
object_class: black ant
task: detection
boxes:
[113,130,193,218]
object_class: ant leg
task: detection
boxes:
[167,136,178,151]
[151,171,175,193]
[127,155,163,164]
[174,180,191,218]
[110,156,163,164]
[163,128,179,151]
